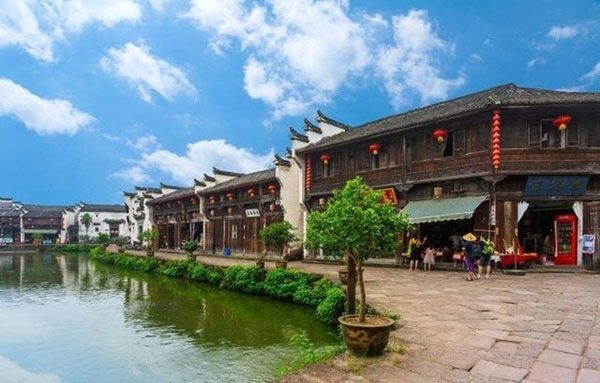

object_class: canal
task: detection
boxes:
[0,252,338,382]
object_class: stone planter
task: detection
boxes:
[187,253,197,262]
[118,248,125,253]
[256,260,265,269]
[275,260,288,269]
[338,314,395,356]
[338,269,348,285]
[146,250,154,258]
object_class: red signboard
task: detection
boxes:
[379,188,398,205]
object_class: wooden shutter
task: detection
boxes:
[528,121,541,147]
[567,123,579,147]
[454,129,465,154]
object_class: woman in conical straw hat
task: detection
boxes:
[462,233,477,281]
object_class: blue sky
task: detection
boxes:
[1,0,599,205]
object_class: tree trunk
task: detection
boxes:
[346,254,357,315]
[357,259,366,322]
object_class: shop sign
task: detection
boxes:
[582,234,595,254]
[379,188,398,205]
[524,176,589,196]
[245,209,261,218]
[489,201,496,226]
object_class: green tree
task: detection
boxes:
[182,240,199,261]
[305,177,410,322]
[97,233,110,245]
[141,229,159,256]
[80,213,93,236]
[260,221,298,260]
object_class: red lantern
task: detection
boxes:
[553,115,572,131]
[226,192,234,201]
[491,110,502,170]
[268,184,277,194]
[433,129,448,143]
[305,155,312,191]
[247,188,256,197]
[320,154,331,165]
[369,143,381,155]
[209,195,217,203]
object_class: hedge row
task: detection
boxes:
[89,247,346,325]
[50,244,96,252]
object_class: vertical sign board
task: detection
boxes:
[489,199,496,226]
[582,234,595,254]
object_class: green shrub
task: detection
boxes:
[264,268,313,300]
[293,277,337,306]
[222,266,265,294]
[159,260,190,277]
[206,266,224,285]
[316,287,346,325]
[187,263,208,282]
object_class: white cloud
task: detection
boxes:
[100,41,196,103]
[148,0,171,12]
[0,356,61,383]
[581,62,600,82]
[0,77,93,135]
[548,25,580,40]
[128,134,160,152]
[0,0,141,62]
[113,138,273,185]
[376,9,465,108]
[470,53,482,61]
[111,165,151,184]
[184,1,464,117]
[527,57,546,69]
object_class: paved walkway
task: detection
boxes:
[111,247,600,382]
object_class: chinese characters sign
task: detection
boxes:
[379,188,398,205]
[524,176,589,196]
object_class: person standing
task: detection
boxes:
[462,233,477,281]
[423,244,435,271]
[408,233,425,271]
[478,236,495,279]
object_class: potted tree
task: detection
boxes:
[115,236,127,253]
[306,177,410,356]
[182,240,199,261]
[259,221,297,269]
[141,229,159,257]
[97,233,110,250]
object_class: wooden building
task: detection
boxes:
[22,204,67,243]
[147,187,202,250]
[0,198,23,245]
[294,84,600,266]
[200,168,283,255]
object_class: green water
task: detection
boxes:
[0,253,337,383]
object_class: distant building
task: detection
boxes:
[0,197,23,245]
[76,203,128,240]
[22,204,68,244]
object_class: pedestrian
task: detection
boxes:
[408,233,425,271]
[423,244,435,271]
[471,236,483,279]
[462,232,477,281]
[478,236,495,279]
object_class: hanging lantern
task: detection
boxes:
[433,129,449,143]
[320,154,331,165]
[305,155,313,191]
[268,184,277,194]
[209,195,217,203]
[491,110,502,170]
[553,115,572,131]
[226,192,234,201]
[247,188,256,197]
[368,143,381,155]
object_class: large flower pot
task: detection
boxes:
[146,250,154,258]
[118,248,125,253]
[338,314,395,356]
[275,260,288,269]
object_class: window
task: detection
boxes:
[372,154,380,170]
[323,160,333,177]
[95,227,99,232]
[541,120,561,148]
[443,132,454,157]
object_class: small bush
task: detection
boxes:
[293,277,337,306]
[222,266,265,294]
[206,266,224,285]
[188,263,208,282]
[159,260,190,277]
[316,287,346,325]
[264,268,313,300]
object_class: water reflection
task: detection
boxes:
[0,253,337,383]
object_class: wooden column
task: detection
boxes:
[503,201,515,252]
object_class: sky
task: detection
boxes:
[0,0,599,205]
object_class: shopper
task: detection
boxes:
[478,236,495,279]
[423,244,435,271]
[462,233,477,281]
[408,233,425,271]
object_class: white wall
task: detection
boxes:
[77,211,128,239]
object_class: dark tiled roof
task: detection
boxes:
[304,118,322,134]
[316,110,350,130]
[23,204,69,218]
[80,204,126,213]
[160,182,185,190]
[146,187,195,204]
[200,169,276,194]
[194,179,206,187]
[134,186,162,193]
[274,154,291,167]
[123,191,136,197]
[290,127,309,142]
[204,174,216,182]
[213,167,243,177]
[299,83,600,152]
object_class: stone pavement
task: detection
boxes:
[110,248,600,382]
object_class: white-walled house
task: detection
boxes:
[76,203,128,240]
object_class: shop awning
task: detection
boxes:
[402,195,488,224]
